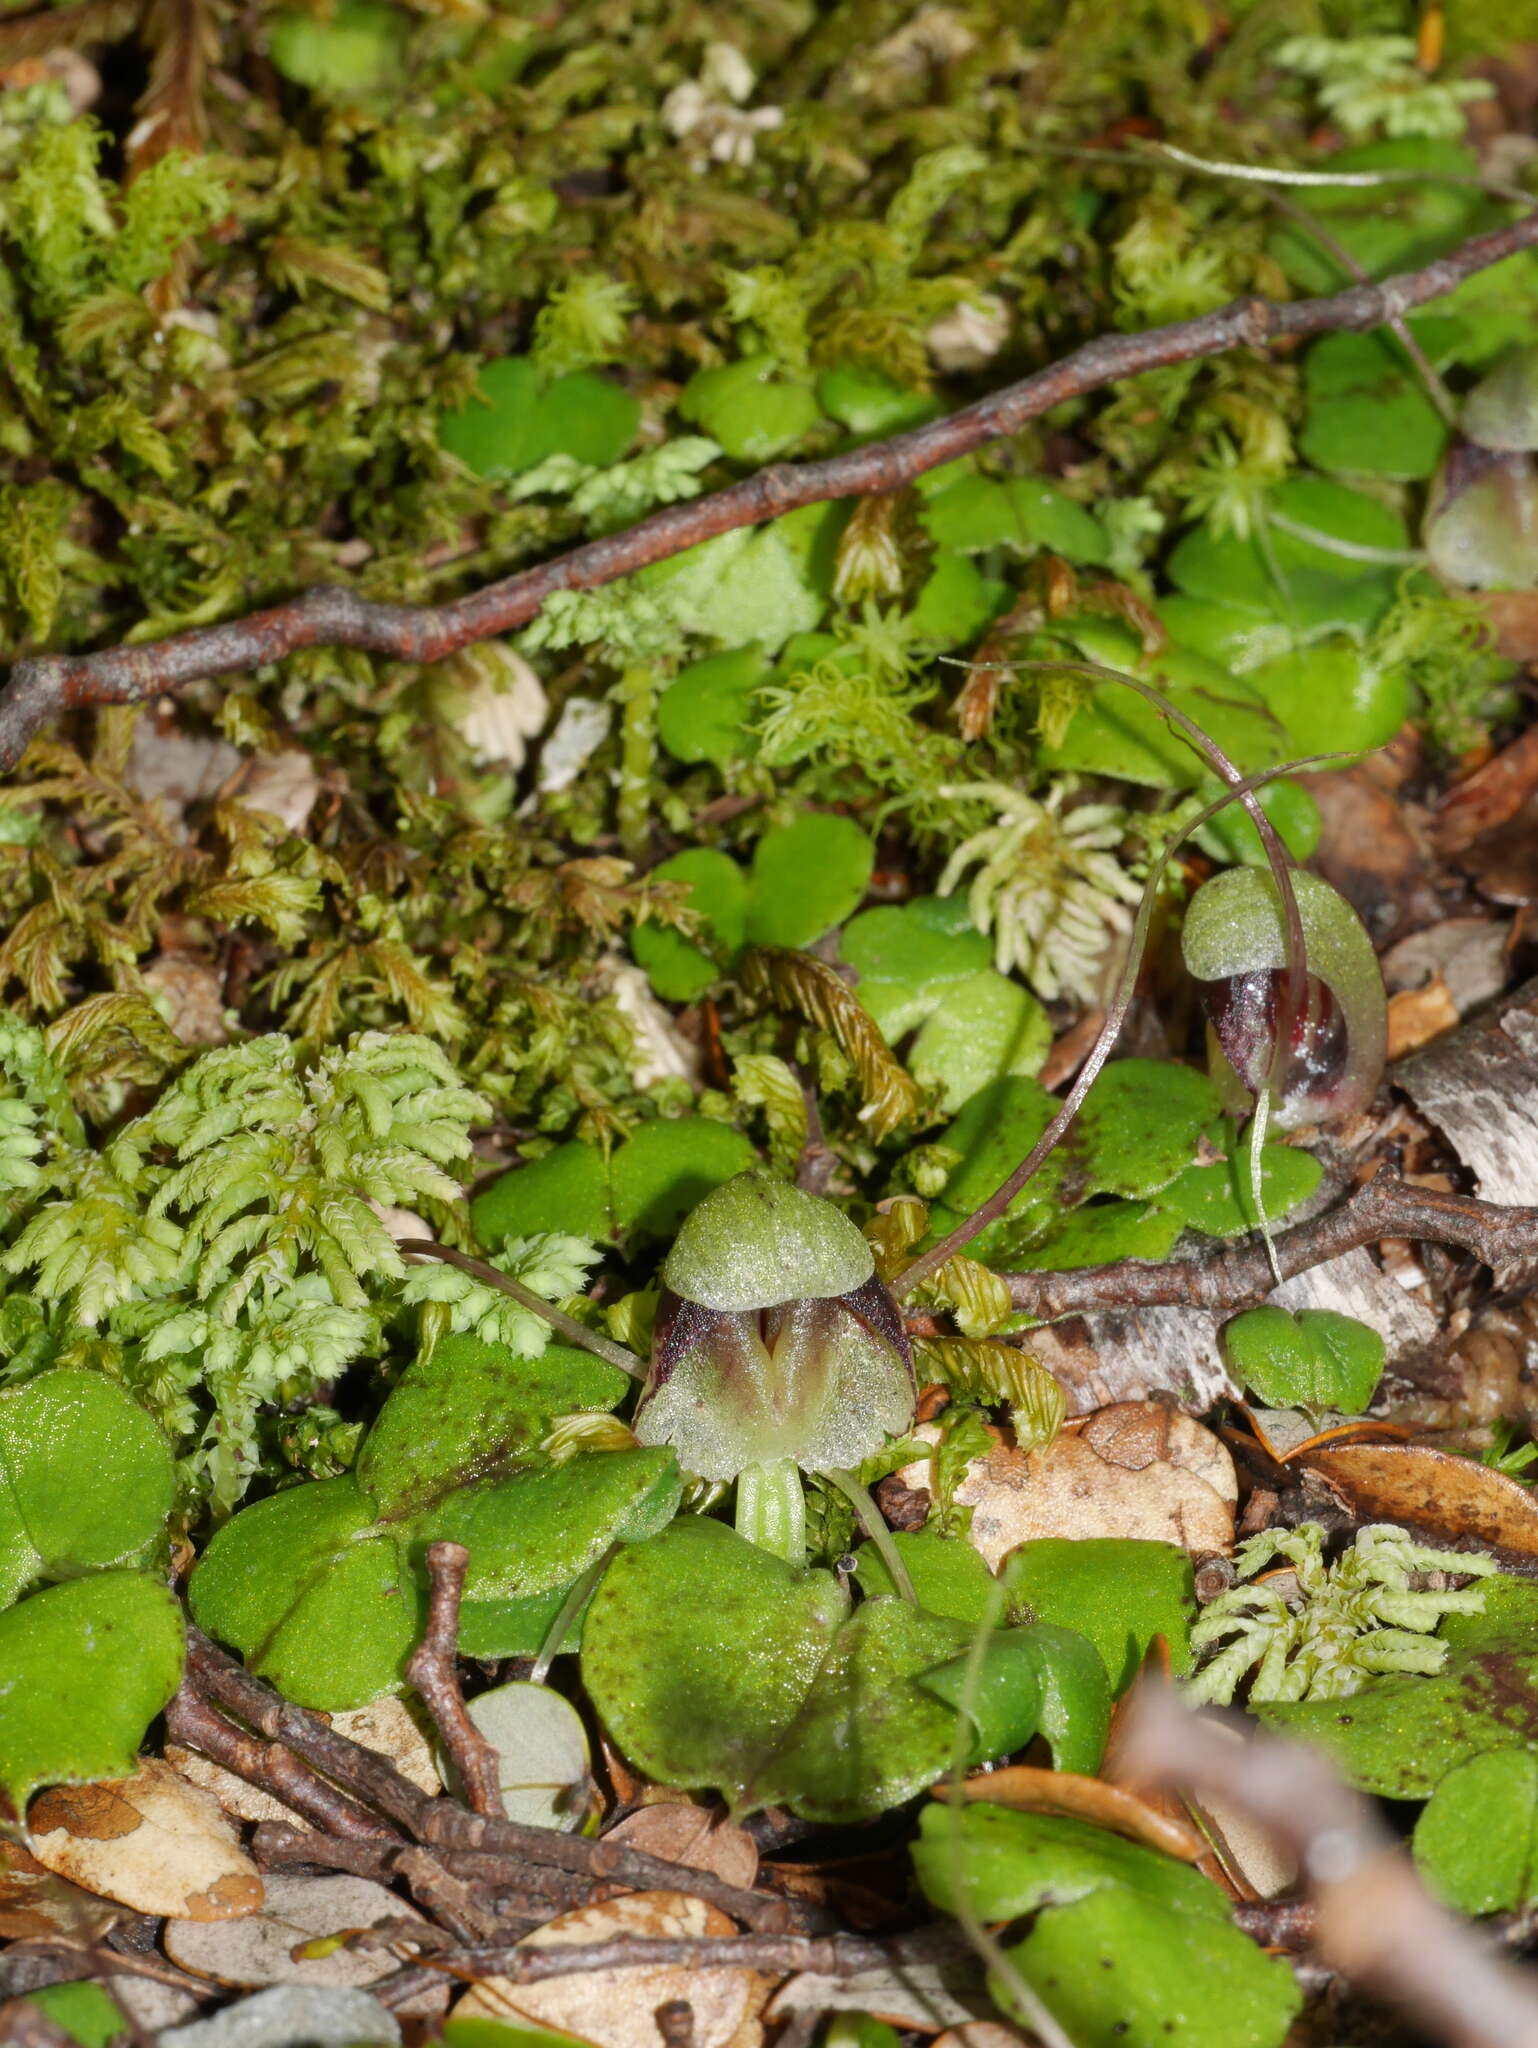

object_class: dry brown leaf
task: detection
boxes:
[931,2026,1031,2048]
[164,1871,445,2016]
[601,1804,758,1891]
[900,1404,1235,1566]
[452,1890,758,2048]
[766,1961,992,2033]
[226,750,322,834]
[1435,721,1538,851]
[1387,977,1459,1059]
[1299,1440,1538,1559]
[168,1696,440,1828]
[143,953,230,1048]
[0,1836,121,1942]
[1477,589,1538,661]
[933,1766,1203,1862]
[27,1760,263,1922]
[1184,1725,1299,1902]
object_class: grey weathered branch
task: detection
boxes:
[4,210,1538,768]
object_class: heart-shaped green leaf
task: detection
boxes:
[358,1334,627,1520]
[1260,1575,1538,1797]
[1001,1539,1196,1694]
[472,1118,757,1244]
[920,1621,1109,1775]
[913,1806,1299,2048]
[1413,1748,1538,1915]
[582,1518,850,1803]
[0,1370,174,1608]
[0,1572,184,1817]
[743,813,874,952]
[631,849,749,1002]
[439,357,639,477]
[1221,1306,1385,1414]
[1300,329,1452,480]
[678,356,824,462]
[657,648,768,767]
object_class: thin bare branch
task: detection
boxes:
[4,212,1538,769]
[998,1174,1538,1318]
[407,1540,506,1820]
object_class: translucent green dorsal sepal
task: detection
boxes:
[661,1171,874,1312]
[1181,867,1386,1126]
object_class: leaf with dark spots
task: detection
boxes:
[358,1333,628,1519]
[1260,1576,1538,1797]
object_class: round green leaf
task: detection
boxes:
[1002,1538,1196,1695]
[268,0,406,95]
[1301,330,1451,480]
[439,358,639,478]
[359,1335,625,1521]
[1195,777,1321,868]
[631,849,748,1002]
[919,1621,1108,1776]
[22,1983,130,2048]
[458,1583,589,1661]
[1221,1306,1385,1414]
[0,1573,183,1818]
[743,813,874,951]
[583,1518,849,1802]
[852,1527,1000,1623]
[189,1477,421,1711]
[423,1447,681,1600]
[1243,642,1409,761]
[908,970,1050,1111]
[907,553,1009,646]
[913,1803,1230,1923]
[0,1370,173,1603]
[1154,1136,1323,1240]
[471,1142,612,1245]
[678,357,824,462]
[816,365,938,437]
[657,648,767,767]
[1413,1748,1538,1915]
[609,1117,758,1239]
[1002,1886,1301,2048]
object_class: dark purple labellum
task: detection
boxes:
[636,1276,915,1481]
[1201,969,1349,1108]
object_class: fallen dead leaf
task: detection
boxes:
[165,1749,300,1829]
[0,1836,121,1942]
[1436,721,1538,852]
[600,957,703,1088]
[164,1871,445,2017]
[452,645,548,768]
[1381,917,1511,1016]
[452,1890,759,2048]
[143,953,230,1048]
[1299,1440,1538,1559]
[931,2026,1030,2048]
[766,1961,992,2033]
[602,1804,759,1891]
[1477,588,1538,661]
[332,1699,441,1798]
[1387,976,1460,1059]
[1183,1725,1299,1902]
[27,1759,263,1922]
[933,1767,1203,1862]
[899,1405,1236,1565]
[226,750,322,834]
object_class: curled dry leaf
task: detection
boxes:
[143,953,230,1048]
[1387,978,1460,1060]
[600,956,704,1088]
[164,1871,445,2016]
[452,1890,760,2048]
[933,1766,1204,1863]
[766,1961,992,2034]
[0,1835,121,1942]
[26,1758,263,1922]
[226,750,322,834]
[602,1802,760,1891]
[901,1403,1236,1566]
[1299,1440,1538,1560]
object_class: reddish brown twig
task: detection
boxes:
[164,1680,399,1839]
[183,1626,794,1932]
[1123,1689,1538,2048]
[408,1541,507,1820]
[4,212,1538,770]
[378,1924,968,1989]
[999,1175,1538,1317]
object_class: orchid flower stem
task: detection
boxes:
[395,1241,646,1380]
[821,1466,918,1605]
[735,1459,808,1566]
[531,1545,617,1687]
